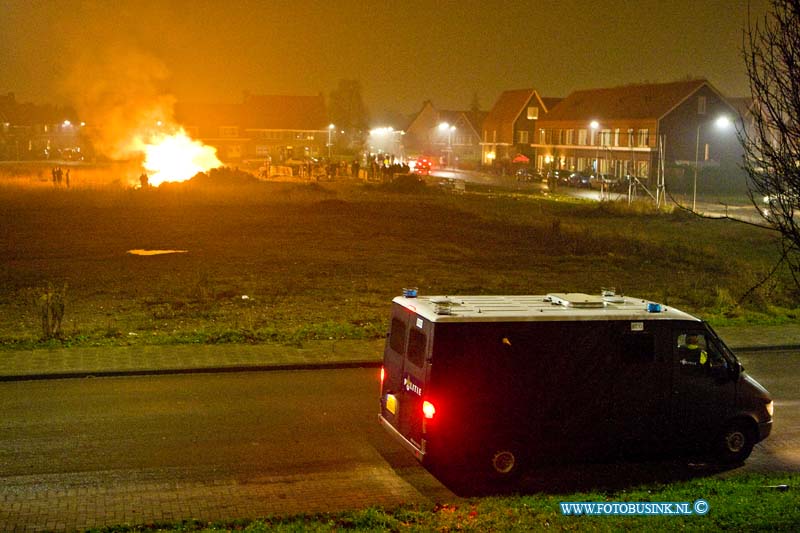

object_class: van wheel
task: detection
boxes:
[715,420,755,463]
[484,440,527,481]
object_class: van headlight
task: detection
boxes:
[766,400,774,418]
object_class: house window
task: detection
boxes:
[698,96,707,115]
[637,129,650,147]
[566,129,574,145]
[601,130,612,146]
[539,129,546,144]
[527,106,539,119]
[220,126,238,138]
[517,130,529,144]
[614,128,620,147]
[578,129,588,145]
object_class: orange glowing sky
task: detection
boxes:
[0,0,770,116]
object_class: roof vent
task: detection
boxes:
[601,288,625,303]
[546,293,606,309]
[430,297,458,315]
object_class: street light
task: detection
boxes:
[327,123,335,158]
[590,120,600,172]
[438,122,456,167]
[693,115,731,211]
[590,120,604,197]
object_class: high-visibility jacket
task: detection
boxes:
[687,343,708,365]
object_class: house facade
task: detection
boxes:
[175,94,330,163]
[0,92,87,161]
[480,89,559,169]
[404,101,484,167]
[531,79,740,181]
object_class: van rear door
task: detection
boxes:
[380,305,431,455]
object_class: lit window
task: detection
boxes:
[517,130,529,144]
[527,106,539,119]
[220,126,238,138]
[698,96,707,115]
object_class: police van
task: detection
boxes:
[379,291,773,480]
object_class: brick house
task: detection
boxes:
[480,89,560,169]
[175,94,329,164]
[531,79,740,181]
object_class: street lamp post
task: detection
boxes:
[437,122,456,167]
[590,120,605,199]
[693,116,731,212]
[327,123,335,158]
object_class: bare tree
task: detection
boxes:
[740,0,800,286]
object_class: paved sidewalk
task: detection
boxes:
[0,325,797,381]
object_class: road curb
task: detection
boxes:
[0,360,382,383]
[733,344,800,353]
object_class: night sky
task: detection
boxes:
[1,0,768,120]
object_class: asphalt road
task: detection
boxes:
[430,169,765,224]
[0,350,796,529]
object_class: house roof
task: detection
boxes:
[174,95,328,131]
[174,102,244,130]
[542,79,712,122]
[404,101,485,138]
[0,92,76,125]
[540,97,563,112]
[243,95,328,130]
[482,89,543,143]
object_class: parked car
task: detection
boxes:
[590,173,621,191]
[568,170,593,188]
[546,169,572,186]
[515,167,543,182]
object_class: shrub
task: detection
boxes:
[37,283,67,340]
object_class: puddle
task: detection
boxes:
[127,249,189,256]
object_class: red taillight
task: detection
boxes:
[380,366,385,386]
[422,400,436,419]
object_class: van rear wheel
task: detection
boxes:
[716,420,755,464]
[483,440,527,481]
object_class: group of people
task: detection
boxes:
[51,166,70,187]
[368,154,410,181]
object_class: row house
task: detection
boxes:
[404,101,485,166]
[0,92,87,161]
[480,89,561,168]
[531,79,740,181]
[175,94,329,163]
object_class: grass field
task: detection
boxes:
[0,168,796,349]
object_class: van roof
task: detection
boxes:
[394,293,701,323]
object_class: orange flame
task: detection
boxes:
[133,128,222,186]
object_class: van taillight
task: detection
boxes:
[422,400,436,419]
